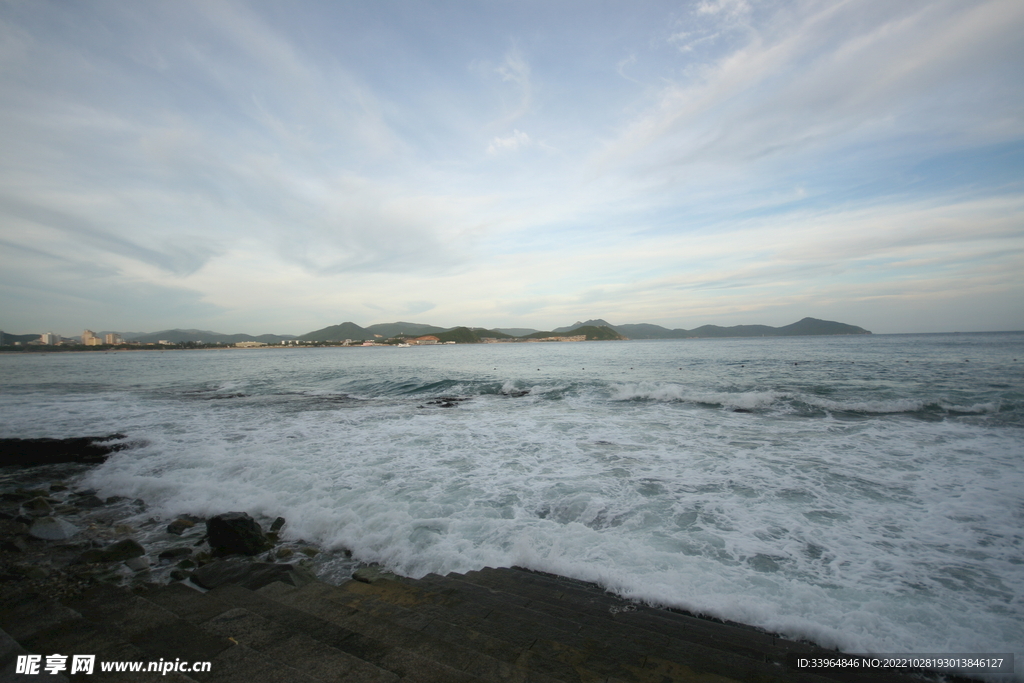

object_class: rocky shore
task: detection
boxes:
[1,439,993,683]
[0,437,341,606]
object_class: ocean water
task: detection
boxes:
[2,333,1022,672]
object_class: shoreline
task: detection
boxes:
[0,455,1001,682]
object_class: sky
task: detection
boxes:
[1,0,1022,336]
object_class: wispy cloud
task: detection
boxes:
[487,129,531,154]
[493,46,533,125]
[0,1,1020,334]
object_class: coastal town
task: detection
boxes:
[0,329,597,350]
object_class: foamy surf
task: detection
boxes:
[2,332,1022,680]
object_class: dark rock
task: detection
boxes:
[190,558,315,590]
[28,516,79,540]
[352,566,397,584]
[1,537,28,552]
[49,484,68,492]
[22,496,53,516]
[270,516,286,533]
[166,519,196,535]
[78,538,145,563]
[0,434,127,467]
[169,569,189,581]
[0,519,29,536]
[158,547,193,562]
[125,556,150,572]
[76,495,106,508]
[206,512,270,556]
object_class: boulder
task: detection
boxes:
[22,497,53,516]
[157,547,193,562]
[206,512,270,556]
[166,519,195,535]
[353,566,398,584]
[75,495,106,509]
[78,538,145,563]
[28,516,79,541]
[190,559,314,590]
[125,556,150,572]
[0,434,127,467]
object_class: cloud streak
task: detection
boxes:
[0,1,1020,335]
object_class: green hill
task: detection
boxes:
[0,332,41,345]
[365,322,448,339]
[433,327,516,343]
[517,325,625,341]
[298,322,370,342]
[612,318,870,339]
[775,317,871,336]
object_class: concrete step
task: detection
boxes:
[303,575,782,683]
[143,583,399,683]
[64,583,234,665]
[453,569,787,660]
[15,583,314,683]
[0,587,197,682]
[1,625,70,683]
[266,580,575,683]
[205,582,487,683]
[299,578,615,682]
[402,572,791,683]
[463,567,791,656]
[386,570,893,683]
[445,568,927,683]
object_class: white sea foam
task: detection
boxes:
[2,335,1022,679]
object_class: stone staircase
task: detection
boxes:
[1,567,947,683]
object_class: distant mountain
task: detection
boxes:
[62,316,868,348]
[126,329,296,344]
[0,332,41,344]
[553,319,614,333]
[492,328,540,337]
[683,324,781,338]
[519,325,626,341]
[775,318,871,336]
[431,327,515,344]
[298,322,370,341]
[607,317,870,339]
[365,321,448,339]
[614,323,681,339]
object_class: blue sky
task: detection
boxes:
[1,0,1022,335]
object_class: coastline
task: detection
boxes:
[1,449,999,683]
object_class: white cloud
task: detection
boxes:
[486,129,531,155]
[492,46,533,125]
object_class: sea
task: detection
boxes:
[2,332,1022,675]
